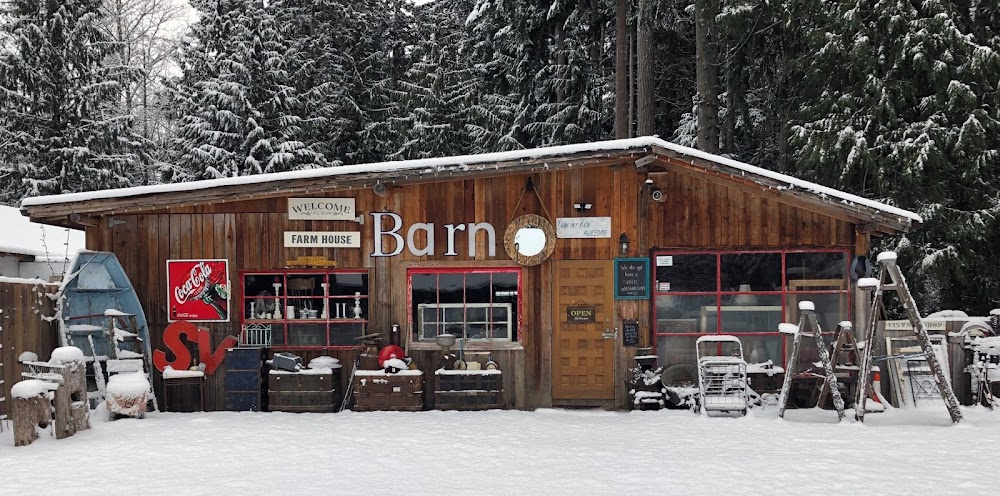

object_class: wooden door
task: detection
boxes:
[552,260,616,401]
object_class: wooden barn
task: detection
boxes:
[19,137,919,411]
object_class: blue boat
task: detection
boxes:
[58,251,154,405]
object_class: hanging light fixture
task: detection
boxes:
[619,233,629,256]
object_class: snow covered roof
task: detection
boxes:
[19,137,920,232]
[0,205,85,259]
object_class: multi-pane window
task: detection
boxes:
[653,250,850,384]
[409,268,521,342]
[240,270,369,348]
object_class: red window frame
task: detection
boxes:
[407,267,523,342]
[239,268,370,350]
[651,249,852,367]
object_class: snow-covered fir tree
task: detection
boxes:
[0,0,146,204]
[791,0,1000,314]
[171,0,324,179]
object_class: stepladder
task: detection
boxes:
[854,252,962,423]
[777,305,846,421]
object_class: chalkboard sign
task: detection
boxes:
[614,258,650,299]
[622,319,639,347]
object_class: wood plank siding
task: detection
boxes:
[77,161,853,411]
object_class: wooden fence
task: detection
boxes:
[0,279,61,422]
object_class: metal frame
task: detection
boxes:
[652,248,852,367]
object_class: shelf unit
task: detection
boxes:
[240,269,370,348]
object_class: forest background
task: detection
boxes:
[1,0,998,315]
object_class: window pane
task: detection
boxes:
[718,294,783,332]
[741,336,782,365]
[421,324,438,340]
[287,323,326,346]
[421,306,439,325]
[444,323,464,338]
[786,293,848,332]
[490,323,510,340]
[786,252,848,283]
[329,323,365,346]
[655,295,717,333]
[467,307,487,322]
[438,274,465,304]
[654,254,716,292]
[491,306,509,322]
[721,253,781,292]
[444,307,465,323]
[465,273,491,303]
[657,335,699,386]
[467,324,488,339]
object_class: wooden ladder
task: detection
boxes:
[777,307,846,421]
[815,322,858,408]
[853,253,962,423]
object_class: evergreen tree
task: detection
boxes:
[392,0,480,159]
[171,0,323,179]
[0,0,145,204]
[791,0,1000,314]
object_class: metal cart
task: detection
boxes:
[696,335,749,416]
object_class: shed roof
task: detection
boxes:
[19,136,919,234]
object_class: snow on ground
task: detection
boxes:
[0,407,997,495]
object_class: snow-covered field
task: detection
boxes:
[1,407,997,495]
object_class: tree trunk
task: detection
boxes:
[614,0,628,138]
[636,1,653,136]
[556,22,566,103]
[695,0,720,153]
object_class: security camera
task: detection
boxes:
[651,190,665,202]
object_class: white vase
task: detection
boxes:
[320,283,329,319]
[353,292,362,319]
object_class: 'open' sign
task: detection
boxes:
[567,306,596,323]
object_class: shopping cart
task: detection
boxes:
[696,335,749,416]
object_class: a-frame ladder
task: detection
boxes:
[854,253,962,423]
[778,306,846,421]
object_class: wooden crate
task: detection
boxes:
[352,371,423,411]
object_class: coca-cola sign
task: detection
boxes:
[167,259,230,322]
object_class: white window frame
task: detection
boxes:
[418,302,513,341]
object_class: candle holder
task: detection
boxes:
[320,283,330,319]
[353,292,363,319]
